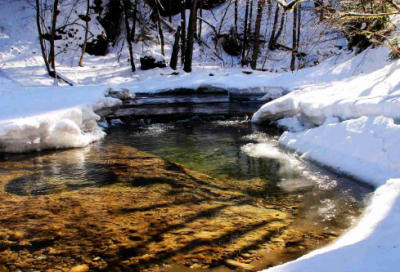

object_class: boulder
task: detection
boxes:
[85,34,109,56]
[140,51,167,70]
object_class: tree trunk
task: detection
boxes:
[248,0,254,33]
[268,3,279,49]
[270,9,285,50]
[290,4,298,71]
[124,0,136,72]
[234,0,238,33]
[79,0,90,67]
[169,0,172,22]
[35,0,51,75]
[131,0,137,42]
[297,2,301,47]
[241,0,250,66]
[48,0,59,75]
[170,26,182,70]
[198,0,203,38]
[155,0,165,56]
[181,0,186,65]
[251,0,265,70]
[297,3,301,69]
[184,0,198,73]
[194,0,198,39]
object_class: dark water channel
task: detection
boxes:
[0,96,373,272]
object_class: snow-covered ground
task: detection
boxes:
[246,46,400,272]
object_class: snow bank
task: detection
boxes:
[252,47,400,125]
[279,116,400,187]
[253,47,400,272]
[0,81,122,153]
[0,102,117,153]
[265,178,400,272]
[263,117,400,272]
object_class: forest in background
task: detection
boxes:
[1,0,399,85]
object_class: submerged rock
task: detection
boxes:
[70,265,89,272]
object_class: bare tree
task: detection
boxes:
[251,0,265,70]
[241,0,250,66]
[184,0,198,72]
[155,0,165,56]
[79,0,90,67]
[234,0,238,33]
[48,0,59,76]
[169,0,172,22]
[268,2,280,49]
[170,26,182,70]
[131,0,137,42]
[290,3,298,71]
[181,0,187,64]
[248,0,254,33]
[123,0,136,72]
[198,0,203,38]
[35,0,51,75]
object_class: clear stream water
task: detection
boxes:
[0,100,374,271]
[105,120,373,228]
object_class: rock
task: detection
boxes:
[85,34,109,56]
[225,259,252,271]
[229,86,285,101]
[70,264,89,272]
[222,28,242,56]
[105,88,135,101]
[140,51,167,70]
[196,83,229,94]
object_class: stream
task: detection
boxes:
[0,95,373,272]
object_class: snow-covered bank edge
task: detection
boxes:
[0,69,289,153]
[246,45,400,271]
[261,116,400,272]
[0,86,122,153]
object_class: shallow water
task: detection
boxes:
[0,118,373,272]
[106,121,372,230]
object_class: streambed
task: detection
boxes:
[0,97,372,272]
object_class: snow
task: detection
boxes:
[265,178,400,272]
[248,46,400,272]
[252,47,400,125]
[279,116,400,187]
[141,50,165,62]
[0,78,121,153]
[263,116,400,271]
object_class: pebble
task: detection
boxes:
[69,264,89,272]
[225,259,252,270]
